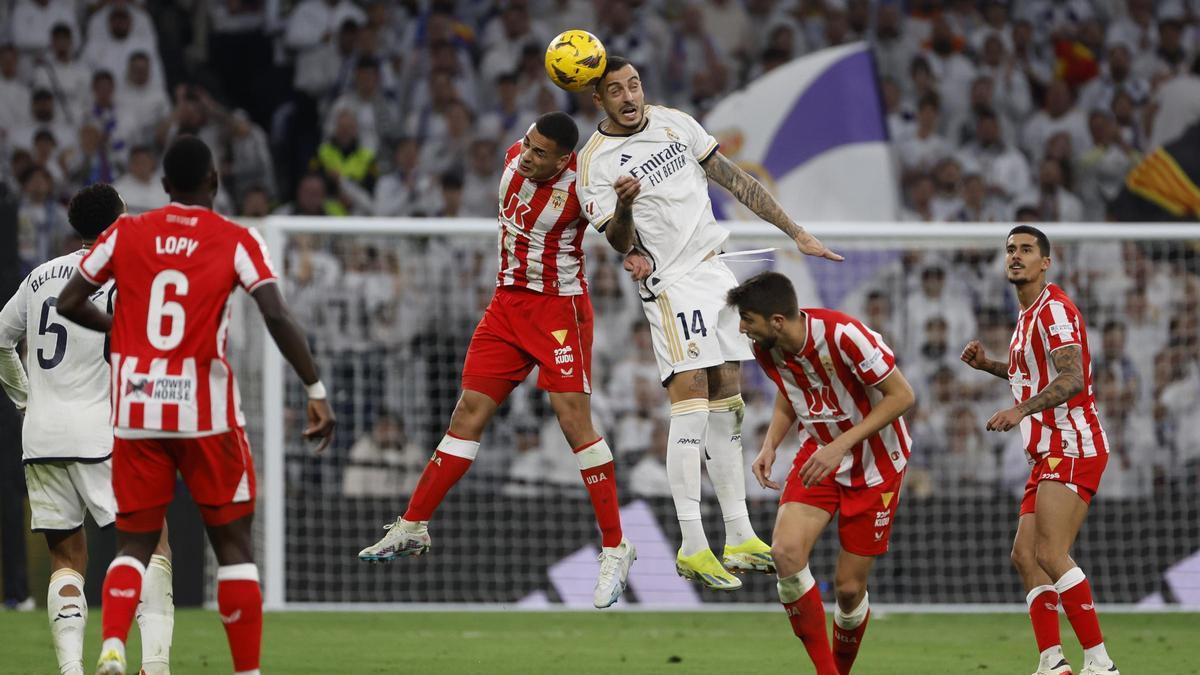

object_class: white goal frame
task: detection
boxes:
[255,218,1200,611]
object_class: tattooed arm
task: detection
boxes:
[1016,346,1084,415]
[605,175,640,254]
[702,152,842,261]
[985,346,1084,432]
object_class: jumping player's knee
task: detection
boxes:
[549,393,595,446]
[451,387,503,436]
[1010,544,1038,575]
[207,513,255,566]
[835,577,867,609]
[1034,545,1069,576]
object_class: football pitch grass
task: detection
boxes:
[2,609,1196,673]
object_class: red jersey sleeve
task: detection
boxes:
[233,226,279,292]
[1038,300,1082,353]
[78,218,122,285]
[835,317,896,387]
[505,140,522,164]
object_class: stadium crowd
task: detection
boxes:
[1,0,1199,505]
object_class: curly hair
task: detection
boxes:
[67,183,125,239]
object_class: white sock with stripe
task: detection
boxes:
[704,395,757,546]
[668,399,710,556]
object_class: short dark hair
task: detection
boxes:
[595,55,633,91]
[51,23,72,38]
[162,135,214,193]
[726,272,800,319]
[68,183,124,239]
[534,112,579,153]
[1008,224,1050,256]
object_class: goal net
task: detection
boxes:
[232,219,1200,610]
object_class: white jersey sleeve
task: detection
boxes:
[676,109,720,162]
[577,132,619,232]
[0,279,31,409]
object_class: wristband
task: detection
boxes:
[306,381,327,399]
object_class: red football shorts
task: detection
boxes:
[1019,453,1108,516]
[461,287,593,404]
[780,440,906,557]
[112,428,257,532]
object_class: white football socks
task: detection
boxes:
[136,554,175,674]
[48,568,86,675]
[704,395,757,546]
[667,399,710,556]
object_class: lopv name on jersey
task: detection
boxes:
[156,235,200,257]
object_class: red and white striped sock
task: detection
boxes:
[100,556,145,644]
[404,433,479,521]
[574,438,623,548]
[217,563,263,675]
[779,567,839,675]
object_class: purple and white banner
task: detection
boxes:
[706,42,900,221]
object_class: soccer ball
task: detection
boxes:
[544,29,607,92]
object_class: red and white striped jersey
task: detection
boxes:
[753,309,911,489]
[1008,283,1108,460]
[495,140,587,296]
[78,203,277,438]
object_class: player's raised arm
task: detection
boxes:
[605,175,640,254]
[799,368,915,487]
[701,151,843,262]
[56,272,111,333]
[250,283,336,452]
[960,339,1009,379]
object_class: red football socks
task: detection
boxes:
[1026,584,1062,653]
[217,564,263,674]
[1056,568,1104,649]
[404,434,479,522]
[574,438,623,548]
[101,556,145,642]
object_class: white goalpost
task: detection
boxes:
[238,218,1200,611]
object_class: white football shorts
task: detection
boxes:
[25,459,116,531]
[640,256,753,383]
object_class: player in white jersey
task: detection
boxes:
[0,184,174,675]
[576,56,843,589]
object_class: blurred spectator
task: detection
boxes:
[10,88,74,154]
[905,264,977,355]
[479,0,548,84]
[975,31,1034,129]
[30,24,90,124]
[434,172,464,217]
[667,2,730,112]
[112,145,168,214]
[82,4,164,93]
[116,52,170,149]
[85,70,131,164]
[930,157,966,220]
[901,173,936,222]
[312,108,378,215]
[874,4,919,89]
[291,16,363,101]
[239,185,272,218]
[1022,80,1091,162]
[417,99,474,177]
[460,136,501,218]
[1010,18,1055,90]
[59,124,116,187]
[629,421,672,498]
[1147,55,1200,149]
[0,45,30,132]
[16,165,69,271]
[923,16,978,135]
[1080,42,1150,112]
[374,138,436,217]
[275,172,337,216]
[342,413,426,497]
[1094,366,1157,499]
[222,110,277,203]
[10,0,77,55]
[1075,110,1139,221]
[954,170,1009,221]
[926,405,999,497]
[897,92,952,174]
[85,0,157,49]
[327,56,402,154]
[1020,157,1085,222]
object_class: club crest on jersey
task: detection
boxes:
[687,342,700,359]
[550,189,568,211]
[124,375,194,403]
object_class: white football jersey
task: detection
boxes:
[0,250,114,462]
[577,105,729,298]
